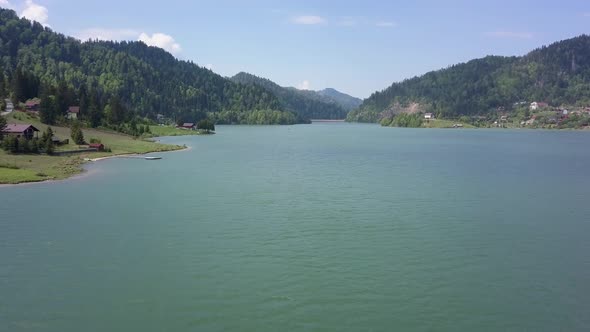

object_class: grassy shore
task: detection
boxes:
[0,112,196,185]
[422,119,475,128]
[147,125,210,137]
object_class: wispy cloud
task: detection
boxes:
[376,21,397,28]
[297,80,311,90]
[139,32,182,54]
[485,31,533,39]
[20,0,49,27]
[76,28,182,55]
[0,0,14,9]
[76,28,140,41]
[583,12,590,17]
[291,15,326,25]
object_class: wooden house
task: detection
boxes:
[2,124,40,140]
[67,106,80,120]
[88,143,105,152]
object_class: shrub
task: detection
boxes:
[0,163,19,169]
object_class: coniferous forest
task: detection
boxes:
[231,72,350,120]
[348,35,590,123]
[2,7,590,128]
[0,8,299,126]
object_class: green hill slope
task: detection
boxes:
[0,8,298,125]
[231,72,348,120]
[348,35,590,122]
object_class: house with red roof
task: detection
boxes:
[66,106,80,120]
[88,143,105,152]
[178,123,196,130]
[2,124,40,140]
[25,100,41,112]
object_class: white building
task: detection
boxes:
[530,102,548,111]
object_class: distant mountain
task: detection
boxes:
[231,72,348,120]
[316,88,362,111]
[0,8,299,125]
[348,35,590,122]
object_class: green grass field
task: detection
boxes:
[422,119,475,128]
[1,112,191,184]
[148,125,209,137]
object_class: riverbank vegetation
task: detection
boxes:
[0,112,187,184]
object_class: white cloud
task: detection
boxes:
[297,80,311,90]
[138,32,182,54]
[0,0,14,9]
[584,12,590,17]
[76,28,140,41]
[376,21,397,28]
[20,0,49,26]
[485,31,533,39]
[205,63,214,70]
[291,15,325,25]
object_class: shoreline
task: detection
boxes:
[88,145,193,162]
[0,143,192,188]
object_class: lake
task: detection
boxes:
[1,123,590,331]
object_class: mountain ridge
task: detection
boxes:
[0,8,300,125]
[347,35,590,123]
[231,72,349,120]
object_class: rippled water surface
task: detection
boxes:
[1,123,590,331]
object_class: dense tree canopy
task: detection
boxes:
[348,35,590,122]
[0,114,5,140]
[196,119,215,132]
[231,72,349,120]
[0,8,298,125]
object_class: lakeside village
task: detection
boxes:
[403,101,590,129]
[489,101,590,129]
[0,98,214,157]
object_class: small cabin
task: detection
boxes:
[179,123,195,130]
[51,136,69,145]
[67,106,80,120]
[89,143,105,152]
[530,102,549,111]
[2,124,40,140]
[424,113,434,120]
[25,100,41,112]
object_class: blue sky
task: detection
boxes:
[2,0,590,98]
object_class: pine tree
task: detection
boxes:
[45,137,54,155]
[11,67,25,102]
[18,137,29,153]
[43,127,55,155]
[40,88,57,125]
[5,136,19,153]
[0,115,6,140]
[70,121,85,145]
[87,88,102,127]
[29,139,39,153]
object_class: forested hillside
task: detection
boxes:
[231,72,349,119]
[0,8,299,125]
[316,88,362,111]
[348,35,590,122]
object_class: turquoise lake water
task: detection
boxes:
[1,123,590,331]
